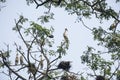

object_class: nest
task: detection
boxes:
[58,61,71,71]
[96,76,105,80]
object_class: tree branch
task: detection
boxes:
[14,43,28,62]
[33,0,51,9]
[79,18,93,31]
[15,18,29,49]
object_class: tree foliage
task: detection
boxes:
[0,15,72,80]
[0,0,120,80]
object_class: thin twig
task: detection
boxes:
[33,0,51,9]
[80,18,93,31]
[15,19,28,49]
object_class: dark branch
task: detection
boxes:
[80,18,93,31]
[14,18,28,48]
[33,0,51,9]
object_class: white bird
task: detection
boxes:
[63,28,69,43]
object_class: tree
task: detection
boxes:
[0,15,75,80]
[0,0,120,80]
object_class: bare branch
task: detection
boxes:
[33,0,51,9]
[79,18,93,31]
[14,19,28,49]
[27,34,37,64]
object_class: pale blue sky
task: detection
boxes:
[0,0,120,80]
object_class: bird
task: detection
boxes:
[39,55,44,69]
[63,28,69,43]
[20,55,24,66]
[15,53,19,65]
[109,20,118,30]
[28,63,36,76]
[109,23,116,30]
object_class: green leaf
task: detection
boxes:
[0,61,4,68]
[105,68,111,75]
[116,70,120,80]
[12,25,22,31]
[49,50,56,56]
[38,12,54,24]
[81,76,86,80]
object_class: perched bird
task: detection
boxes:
[15,53,19,65]
[20,55,24,66]
[58,61,71,71]
[109,23,116,30]
[109,20,118,30]
[63,28,69,43]
[28,63,37,76]
[40,55,44,69]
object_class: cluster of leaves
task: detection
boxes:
[0,50,10,68]
[25,0,119,21]
[81,26,120,79]
[38,12,54,24]
[92,27,120,54]
[81,46,113,76]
